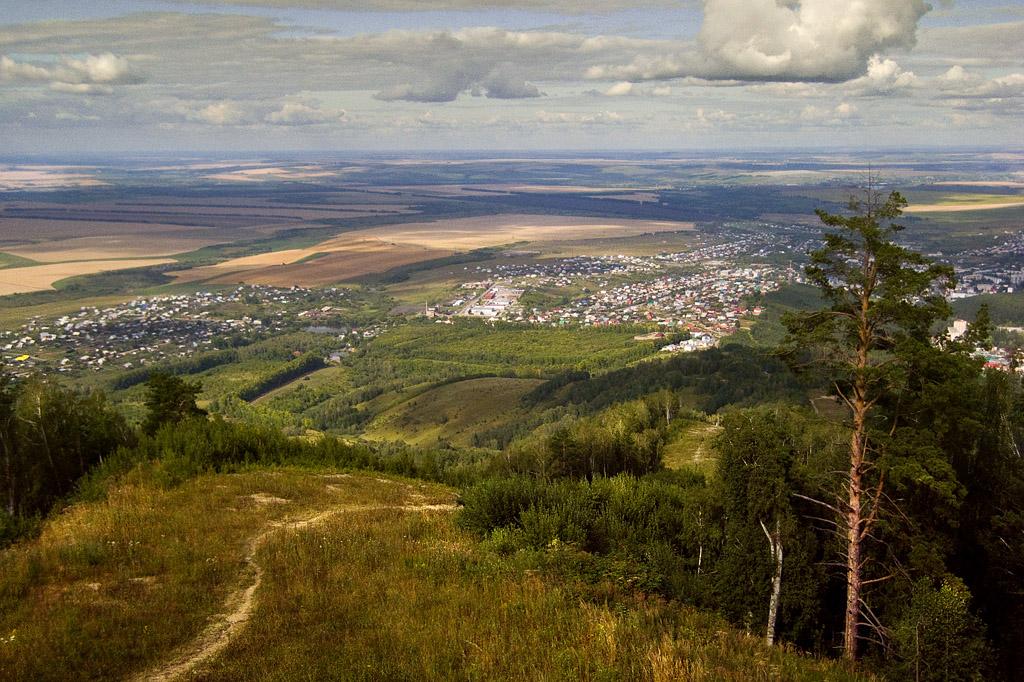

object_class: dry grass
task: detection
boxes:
[0,468,451,681]
[0,259,174,296]
[0,467,869,681]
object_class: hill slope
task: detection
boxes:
[363,376,545,446]
[0,468,867,681]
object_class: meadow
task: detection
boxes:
[0,467,867,681]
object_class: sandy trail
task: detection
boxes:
[131,501,457,682]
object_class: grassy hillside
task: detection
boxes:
[663,418,723,475]
[0,467,868,681]
[363,376,545,446]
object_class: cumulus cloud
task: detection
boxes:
[932,66,1024,99]
[589,0,930,83]
[799,101,858,123]
[698,0,928,80]
[0,52,140,94]
[57,53,138,84]
[193,101,248,125]
[604,81,635,96]
[846,56,917,95]
[0,55,51,82]
[691,107,736,129]
[265,102,347,125]
[595,81,674,97]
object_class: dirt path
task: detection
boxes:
[131,502,457,682]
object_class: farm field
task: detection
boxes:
[905,193,1024,213]
[0,166,106,190]
[175,238,454,287]
[0,258,174,296]
[363,376,545,446]
[0,193,417,251]
[173,214,692,287]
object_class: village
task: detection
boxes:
[4,220,1024,375]
[0,285,369,377]
[427,227,811,352]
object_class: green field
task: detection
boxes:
[0,252,39,270]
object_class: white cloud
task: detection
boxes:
[192,101,248,126]
[0,55,51,82]
[932,65,1024,99]
[1,52,140,95]
[604,81,634,96]
[695,107,735,126]
[939,65,972,84]
[265,102,346,125]
[799,102,858,123]
[57,53,137,84]
[847,56,917,95]
[698,0,928,80]
[590,0,930,83]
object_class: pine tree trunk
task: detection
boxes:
[844,289,872,661]
[844,426,864,660]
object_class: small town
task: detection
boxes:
[0,285,363,376]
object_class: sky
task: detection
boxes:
[0,0,1021,152]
